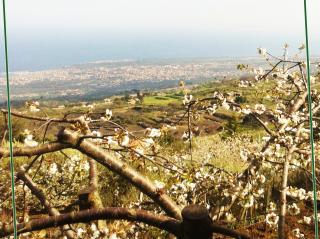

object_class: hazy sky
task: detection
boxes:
[1,0,320,70]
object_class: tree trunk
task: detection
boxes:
[278,147,294,239]
[180,205,213,239]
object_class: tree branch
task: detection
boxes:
[0,207,180,238]
[57,128,182,220]
[16,170,75,239]
[0,109,79,124]
[0,142,69,158]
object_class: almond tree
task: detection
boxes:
[179,44,319,238]
[0,109,249,238]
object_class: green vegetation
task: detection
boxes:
[0,78,274,238]
[143,94,182,106]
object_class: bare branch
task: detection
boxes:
[17,170,75,239]
[58,129,182,220]
[0,207,180,238]
[250,113,275,136]
[0,142,68,158]
[0,109,80,124]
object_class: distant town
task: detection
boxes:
[0,57,267,102]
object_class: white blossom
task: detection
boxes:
[221,100,230,110]
[145,128,161,138]
[292,228,305,238]
[225,213,236,222]
[243,195,254,208]
[143,138,155,147]
[109,234,118,239]
[288,203,300,215]
[303,216,312,225]
[240,150,249,162]
[77,228,85,237]
[266,212,279,226]
[106,136,117,146]
[277,115,290,125]
[298,44,305,51]
[258,48,267,56]
[182,131,192,141]
[24,134,38,147]
[92,131,102,143]
[29,105,40,112]
[207,104,217,115]
[154,180,165,190]
[49,163,58,175]
[120,133,130,146]
[268,202,277,212]
[81,161,90,171]
[242,109,252,115]
[254,104,266,115]
[183,94,193,105]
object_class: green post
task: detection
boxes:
[303,0,319,238]
[2,0,17,238]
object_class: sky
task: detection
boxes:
[1,0,320,71]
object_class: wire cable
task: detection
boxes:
[2,0,18,238]
[303,0,319,237]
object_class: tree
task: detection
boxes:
[0,110,249,238]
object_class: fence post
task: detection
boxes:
[180,204,213,239]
